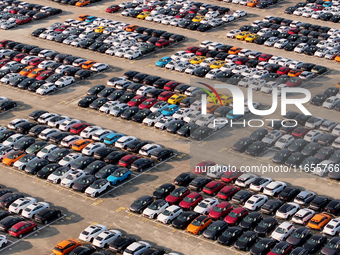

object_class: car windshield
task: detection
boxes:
[90,182,103,189]
[198,202,208,208]
[163,106,173,112]
[112,171,124,177]
[275,227,286,234]
[228,211,238,218]
[326,242,338,249]
[191,219,202,226]
[239,235,250,242]
[183,196,193,203]
[162,210,172,216]
[149,203,161,210]
[307,238,321,244]
[78,178,91,184]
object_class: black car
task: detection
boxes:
[232,190,254,205]
[0,193,24,208]
[232,137,253,152]
[176,123,199,137]
[260,199,284,215]
[131,109,151,123]
[25,158,49,174]
[0,130,16,143]
[13,137,35,150]
[70,156,94,170]
[72,175,97,192]
[217,227,243,246]
[202,220,228,240]
[254,217,278,237]
[31,27,46,37]
[172,211,200,229]
[288,139,308,153]
[309,196,332,211]
[25,141,48,154]
[66,245,95,255]
[285,152,306,166]
[301,142,321,157]
[83,161,106,175]
[245,141,267,156]
[129,195,154,214]
[131,158,154,172]
[107,90,124,101]
[127,84,143,94]
[37,163,61,179]
[97,87,115,98]
[93,147,114,160]
[104,151,127,164]
[312,65,327,75]
[108,236,136,253]
[123,70,139,80]
[47,149,70,162]
[325,199,340,215]
[0,216,25,232]
[121,107,140,120]
[94,165,118,179]
[48,132,69,144]
[0,210,10,221]
[150,148,174,161]
[290,247,308,255]
[140,248,165,255]
[324,87,340,97]
[190,126,213,141]
[311,94,327,106]
[303,234,327,253]
[166,120,186,133]
[239,212,263,231]
[321,237,340,255]
[188,177,211,192]
[272,149,292,164]
[173,172,193,186]
[78,95,97,108]
[286,227,311,247]
[75,70,92,80]
[234,231,258,251]
[193,66,211,77]
[278,187,300,202]
[250,238,276,255]
[318,135,337,147]
[0,100,17,111]
[152,183,175,199]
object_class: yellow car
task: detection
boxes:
[221,95,233,105]
[207,93,233,106]
[168,94,187,105]
[137,11,150,19]
[207,93,225,103]
[236,31,251,40]
[210,60,226,69]
[192,15,204,22]
[190,56,206,64]
[336,81,340,88]
[94,26,105,33]
[245,34,260,43]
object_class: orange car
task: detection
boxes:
[71,139,93,151]
[52,239,81,255]
[336,81,340,88]
[125,24,139,32]
[2,151,25,166]
[228,47,242,55]
[288,68,303,77]
[77,14,88,21]
[247,0,260,6]
[81,61,97,70]
[206,103,219,113]
[335,53,340,62]
[186,215,212,235]
[307,213,332,230]
[19,65,35,76]
[27,68,44,78]
[75,0,90,7]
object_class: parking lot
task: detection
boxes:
[0,0,339,254]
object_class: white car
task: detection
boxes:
[123,241,150,255]
[13,155,37,170]
[82,143,105,156]
[36,83,56,95]
[274,39,289,49]
[233,10,247,18]
[36,144,58,159]
[271,222,295,241]
[91,130,113,142]
[294,43,308,53]
[80,126,102,139]
[195,114,215,127]
[172,108,191,120]
[38,128,60,141]
[92,229,122,248]
[79,224,108,242]
[323,96,340,109]
[143,112,163,126]
[249,80,266,91]
[0,235,7,248]
[21,56,36,65]
[305,117,324,129]
[85,179,111,197]
[223,15,236,23]
[1,73,20,84]
[99,101,119,114]
[276,202,300,219]
[47,167,72,183]
[55,76,75,87]
[58,153,82,167]
[21,202,50,218]
[304,130,323,142]
[263,181,287,196]
[157,205,183,224]
[55,65,72,74]
[154,117,176,130]
[38,113,59,124]
[194,198,219,215]
[274,135,295,149]
[205,69,223,79]
[47,116,70,128]
[60,135,82,148]
[262,130,282,146]
[139,144,162,156]
[292,208,315,225]
[249,177,273,192]
[293,190,316,206]
[7,119,29,130]
[143,200,169,219]
[323,218,340,236]
[244,194,268,211]
[207,118,228,131]
[299,71,314,80]
[91,63,109,72]
[59,119,81,132]
[8,197,37,214]
[115,136,138,149]
[235,173,257,188]
[136,86,154,96]
[171,51,187,61]
[3,134,24,147]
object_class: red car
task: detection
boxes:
[28,58,43,66]
[155,39,170,47]
[312,5,324,11]
[165,186,190,204]
[186,46,199,53]
[118,155,140,167]
[139,98,158,109]
[106,4,120,13]
[277,66,291,75]
[179,192,203,210]
[127,95,146,107]
[203,181,226,196]
[258,53,273,62]
[36,71,54,81]
[0,40,12,47]
[69,123,91,134]
[217,185,240,200]
[175,11,188,18]
[54,25,69,32]
[288,27,300,35]
[196,47,210,56]
[164,81,181,91]
[268,242,292,255]
[291,127,310,138]
[209,202,233,220]
[15,16,31,25]
[224,207,248,225]
[9,8,20,14]
[234,57,249,65]
[158,91,175,101]
[0,59,11,68]
[143,5,155,11]
[193,160,216,175]
[221,170,242,183]
[8,221,37,238]
[286,77,302,87]
[188,7,199,13]
[13,53,27,62]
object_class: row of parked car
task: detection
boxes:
[117,0,247,32]
[228,15,340,62]
[0,0,62,30]
[285,0,340,23]
[48,0,102,7]
[32,15,185,60]
[0,183,62,246]
[0,40,106,95]
[0,96,17,112]
[128,170,340,254]
[52,223,179,255]
[218,0,282,9]
[156,40,328,88]
[311,86,340,111]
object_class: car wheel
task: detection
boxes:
[198,230,202,235]
[189,206,193,210]
[57,212,61,217]
[33,226,37,231]
[153,214,157,219]
[44,220,48,224]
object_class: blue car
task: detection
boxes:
[226,110,243,120]
[323,1,333,7]
[106,168,131,185]
[103,133,125,145]
[85,16,97,22]
[156,57,172,67]
[161,104,179,116]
